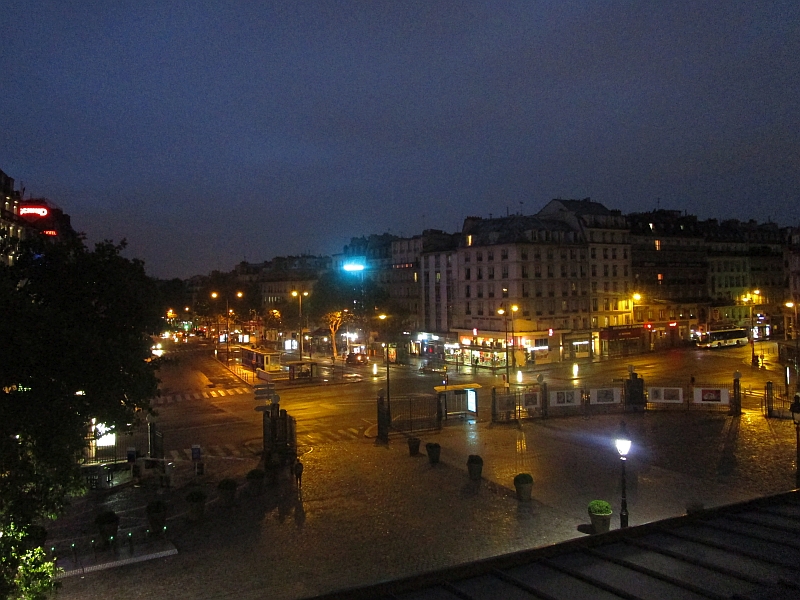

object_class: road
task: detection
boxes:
[149,338,790,463]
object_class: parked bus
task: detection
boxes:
[696,328,749,348]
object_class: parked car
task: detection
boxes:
[345,352,369,366]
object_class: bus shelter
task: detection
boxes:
[433,383,480,420]
[283,360,319,382]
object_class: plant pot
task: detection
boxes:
[466,455,483,481]
[219,487,236,506]
[94,511,120,546]
[515,482,533,502]
[187,500,205,521]
[246,476,265,497]
[407,437,421,456]
[426,443,440,464]
[589,511,611,534]
[146,501,168,533]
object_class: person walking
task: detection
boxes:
[293,459,304,488]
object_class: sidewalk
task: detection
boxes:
[50,401,800,600]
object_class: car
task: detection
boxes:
[345,352,369,366]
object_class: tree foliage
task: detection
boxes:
[306,271,388,323]
[0,236,160,597]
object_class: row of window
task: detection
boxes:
[461,246,629,263]
[463,296,632,317]
[463,263,629,280]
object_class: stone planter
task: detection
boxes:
[146,501,168,534]
[589,512,611,534]
[94,511,119,545]
[217,479,237,507]
[407,437,421,456]
[426,442,441,464]
[245,469,266,496]
[513,473,534,501]
[588,500,612,534]
[186,490,207,521]
[466,455,483,481]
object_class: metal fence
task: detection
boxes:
[491,379,740,423]
[388,395,443,434]
[82,426,150,466]
[763,382,797,419]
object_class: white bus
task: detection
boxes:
[696,328,749,348]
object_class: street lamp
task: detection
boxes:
[743,290,760,366]
[211,291,243,366]
[791,395,800,487]
[382,340,391,417]
[614,421,631,528]
[292,290,309,358]
[787,302,799,382]
[497,307,511,390]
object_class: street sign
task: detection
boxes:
[254,383,274,399]
[191,444,201,462]
[255,405,269,412]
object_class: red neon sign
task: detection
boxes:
[42,230,57,236]
[20,206,49,217]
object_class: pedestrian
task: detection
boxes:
[293,459,303,488]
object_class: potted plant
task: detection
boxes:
[425,442,441,465]
[466,455,483,481]
[245,468,266,496]
[146,500,168,534]
[407,436,421,456]
[94,510,120,544]
[186,489,207,521]
[513,473,534,502]
[217,478,237,506]
[588,500,612,534]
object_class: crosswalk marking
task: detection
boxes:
[166,445,248,461]
[297,428,363,445]
[154,386,253,405]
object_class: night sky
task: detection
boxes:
[2,2,798,279]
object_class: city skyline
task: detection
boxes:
[2,2,798,279]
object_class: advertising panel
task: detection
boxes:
[693,387,730,405]
[647,387,684,403]
[589,388,622,404]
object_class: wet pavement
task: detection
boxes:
[50,395,799,600]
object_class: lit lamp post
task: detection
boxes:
[496,306,511,389]
[742,290,759,366]
[615,421,631,528]
[787,302,799,381]
[292,290,309,358]
[211,291,243,366]
[791,396,800,487]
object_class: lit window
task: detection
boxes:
[655,240,661,251]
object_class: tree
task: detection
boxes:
[306,271,389,355]
[0,236,160,598]
[320,310,352,358]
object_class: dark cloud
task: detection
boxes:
[2,1,798,278]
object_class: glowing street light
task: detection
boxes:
[211,291,243,365]
[614,421,631,528]
[743,290,760,366]
[292,290,309,357]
